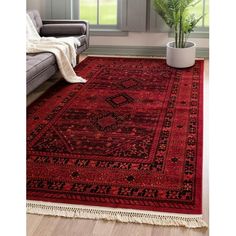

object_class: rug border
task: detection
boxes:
[27,200,207,228]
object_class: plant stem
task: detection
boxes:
[175,31,178,48]
[179,13,182,48]
[181,30,184,47]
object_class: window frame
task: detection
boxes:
[76,0,121,29]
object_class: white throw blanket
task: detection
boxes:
[26,14,86,83]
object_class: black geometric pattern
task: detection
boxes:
[105,93,134,108]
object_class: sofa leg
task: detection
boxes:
[76,54,80,65]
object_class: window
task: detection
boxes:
[78,0,118,28]
[189,0,209,29]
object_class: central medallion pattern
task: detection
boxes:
[118,78,140,89]
[105,93,134,108]
[90,112,122,132]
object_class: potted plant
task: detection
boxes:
[153,0,204,68]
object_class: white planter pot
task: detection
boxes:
[166,41,196,68]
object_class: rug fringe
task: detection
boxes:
[27,201,208,228]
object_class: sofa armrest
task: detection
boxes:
[41,23,86,36]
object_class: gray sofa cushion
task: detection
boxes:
[26,53,56,82]
[27,10,43,33]
[41,24,86,36]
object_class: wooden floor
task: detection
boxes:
[27,56,209,236]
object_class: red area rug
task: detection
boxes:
[27,57,206,228]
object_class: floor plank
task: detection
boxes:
[30,216,60,236]
[92,220,116,236]
[151,226,208,236]
[27,214,44,236]
[51,218,96,236]
[112,222,153,236]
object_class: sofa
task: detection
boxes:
[27,10,90,95]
